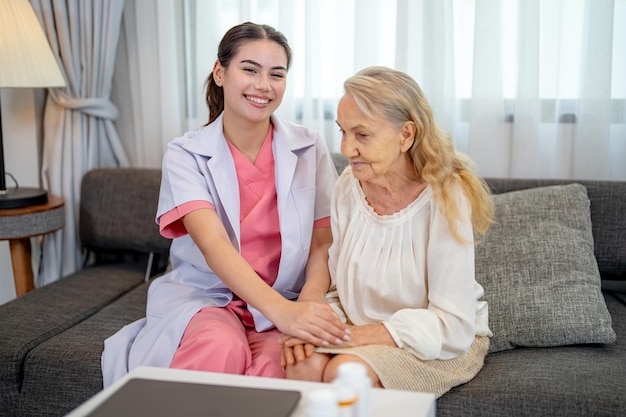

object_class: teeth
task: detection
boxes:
[247,96,269,104]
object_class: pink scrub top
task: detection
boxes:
[227,128,281,287]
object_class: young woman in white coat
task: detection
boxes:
[101,22,349,387]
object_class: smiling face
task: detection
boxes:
[336,92,416,186]
[213,39,288,125]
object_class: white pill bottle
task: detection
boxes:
[332,362,372,417]
[306,388,340,417]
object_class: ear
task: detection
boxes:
[213,60,224,86]
[400,121,416,152]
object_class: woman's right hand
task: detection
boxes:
[270,299,351,347]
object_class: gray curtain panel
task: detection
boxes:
[31,0,128,287]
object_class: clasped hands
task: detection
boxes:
[275,300,394,369]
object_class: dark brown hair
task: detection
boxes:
[205,22,292,125]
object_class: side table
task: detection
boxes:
[0,195,64,296]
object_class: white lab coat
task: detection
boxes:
[101,114,337,387]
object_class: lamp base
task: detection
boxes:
[0,187,48,209]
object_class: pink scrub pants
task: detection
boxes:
[170,300,285,378]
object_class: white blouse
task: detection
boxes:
[326,167,492,360]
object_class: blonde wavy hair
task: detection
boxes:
[343,66,494,242]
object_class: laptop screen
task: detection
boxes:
[86,377,301,417]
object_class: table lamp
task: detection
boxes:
[0,0,66,209]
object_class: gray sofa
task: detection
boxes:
[1,155,624,417]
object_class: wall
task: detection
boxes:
[0,89,44,305]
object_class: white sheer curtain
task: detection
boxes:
[466,0,624,179]
[32,0,128,286]
[114,0,625,180]
[111,0,184,169]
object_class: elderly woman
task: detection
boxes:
[280,66,494,397]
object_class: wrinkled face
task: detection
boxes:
[213,39,288,124]
[336,93,414,184]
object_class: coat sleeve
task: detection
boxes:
[156,136,216,224]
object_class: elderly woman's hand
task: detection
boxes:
[279,323,396,368]
[310,324,397,349]
[344,323,396,347]
[279,336,316,368]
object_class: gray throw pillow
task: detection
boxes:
[476,183,616,353]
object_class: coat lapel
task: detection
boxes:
[271,115,315,222]
[182,115,241,246]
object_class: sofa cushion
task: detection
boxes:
[437,291,626,417]
[476,183,616,353]
[17,282,150,417]
[0,263,145,416]
[484,178,626,280]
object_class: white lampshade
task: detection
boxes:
[0,0,66,88]
[0,0,66,209]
